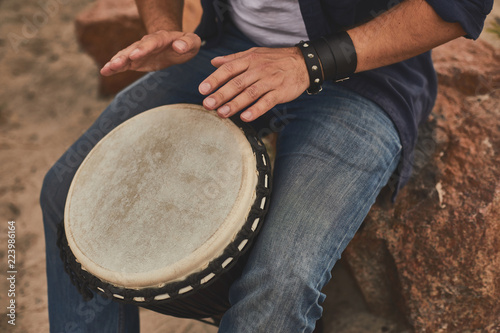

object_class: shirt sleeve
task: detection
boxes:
[425,0,494,39]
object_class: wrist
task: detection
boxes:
[145,19,182,34]
[296,31,357,95]
[136,0,183,34]
[295,41,324,95]
[315,31,357,81]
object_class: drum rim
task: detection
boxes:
[58,104,272,305]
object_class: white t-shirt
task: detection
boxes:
[229,0,309,47]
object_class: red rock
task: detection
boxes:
[432,38,500,96]
[75,0,202,95]
[343,38,500,332]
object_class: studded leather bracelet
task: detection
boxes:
[296,40,323,95]
[296,31,357,94]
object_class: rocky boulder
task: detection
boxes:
[75,0,202,95]
[343,38,500,332]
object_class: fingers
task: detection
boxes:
[203,71,284,121]
[220,84,272,120]
[199,58,250,96]
[200,74,253,117]
[101,33,172,76]
[240,92,279,122]
[100,31,201,76]
[201,70,256,107]
[210,49,252,67]
[200,47,308,122]
[100,41,141,76]
[128,32,171,60]
[126,32,199,59]
[210,80,265,117]
[100,57,124,76]
[200,51,282,119]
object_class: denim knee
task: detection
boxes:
[223,250,328,332]
[40,168,58,216]
[40,159,77,228]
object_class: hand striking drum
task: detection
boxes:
[57,104,272,321]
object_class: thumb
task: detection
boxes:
[172,33,201,54]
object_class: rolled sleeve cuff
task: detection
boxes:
[425,0,494,39]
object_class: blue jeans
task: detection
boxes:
[40,23,402,333]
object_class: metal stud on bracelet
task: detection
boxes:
[295,41,323,95]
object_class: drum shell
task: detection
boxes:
[142,248,251,319]
[57,106,272,321]
[58,200,263,319]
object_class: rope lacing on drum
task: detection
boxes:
[57,222,94,301]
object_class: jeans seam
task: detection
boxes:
[300,146,402,333]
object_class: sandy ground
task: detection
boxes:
[0,0,498,332]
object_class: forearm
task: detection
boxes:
[348,0,466,73]
[135,0,184,33]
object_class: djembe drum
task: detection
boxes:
[57,104,272,322]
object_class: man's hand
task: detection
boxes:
[199,47,309,122]
[100,31,201,76]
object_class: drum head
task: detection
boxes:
[64,104,259,288]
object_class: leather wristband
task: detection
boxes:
[295,40,323,95]
[310,37,336,82]
[322,31,357,81]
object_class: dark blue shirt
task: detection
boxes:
[195,0,493,198]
